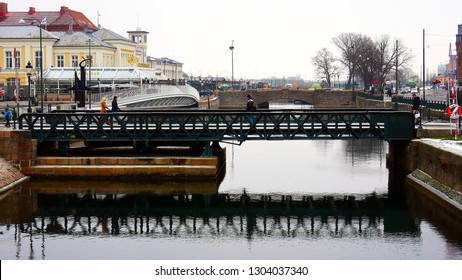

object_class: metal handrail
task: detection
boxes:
[19,110,415,145]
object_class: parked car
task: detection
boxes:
[401,87,411,93]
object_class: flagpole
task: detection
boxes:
[14,49,19,129]
[39,18,45,113]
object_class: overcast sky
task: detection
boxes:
[9,0,462,80]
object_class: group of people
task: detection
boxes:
[99,96,121,124]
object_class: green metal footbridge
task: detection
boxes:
[19,109,416,154]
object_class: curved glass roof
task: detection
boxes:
[42,67,168,83]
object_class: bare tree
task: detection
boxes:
[332,33,372,89]
[312,48,339,87]
[374,36,413,89]
[333,33,413,91]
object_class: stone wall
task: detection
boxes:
[411,141,462,192]
[389,140,462,193]
[0,158,26,193]
[216,89,357,109]
[0,130,37,169]
[0,130,35,191]
[198,95,220,109]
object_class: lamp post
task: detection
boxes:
[422,29,426,101]
[229,40,234,90]
[19,18,44,112]
[88,38,92,109]
[26,61,33,113]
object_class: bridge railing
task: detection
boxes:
[18,109,415,146]
[357,92,385,101]
[391,95,447,111]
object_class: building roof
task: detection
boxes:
[0,2,97,31]
[0,25,58,39]
[147,56,183,65]
[43,67,168,82]
[93,28,132,43]
[52,31,116,49]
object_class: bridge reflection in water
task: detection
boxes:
[1,180,420,243]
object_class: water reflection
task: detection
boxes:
[1,140,462,259]
[1,182,422,259]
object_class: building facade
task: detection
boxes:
[0,2,184,100]
[147,56,184,82]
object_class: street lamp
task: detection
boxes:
[88,38,92,109]
[26,61,33,112]
[423,29,426,101]
[229,40,234,90]
[19,18,45,112]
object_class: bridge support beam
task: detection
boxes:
[58,142,70,156]
[201,142,214,158]
[387,140,414,200]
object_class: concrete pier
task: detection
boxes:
[0,127,226,188]
[24,148,226,178]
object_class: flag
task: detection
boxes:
[40,17,47,25]
[13,48,16,59]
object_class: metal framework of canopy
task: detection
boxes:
[40,67,169,85]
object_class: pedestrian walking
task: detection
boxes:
[110,96,122,124]
[245,95,256,123]
[99,97,110,124]
[4,107,11,127]
[412,93,420,125]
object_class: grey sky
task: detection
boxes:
[10,0,462,80]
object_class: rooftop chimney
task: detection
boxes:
[60,6,69,15]
[28,7,36,15]
[0,2,8,19]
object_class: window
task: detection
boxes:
[71,55,79,67]
[5,51,12,68]
[57,55,64,67]
[35,51,41,69]
[14,51,20,68]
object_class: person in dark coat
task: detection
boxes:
[110,96,122,124]
[245,95,256,123]
[412,93,421,125]
[412,93,420,113]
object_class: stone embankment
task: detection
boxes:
[0,157,28,194]
[0,129,32,193]
[394,139,462,220]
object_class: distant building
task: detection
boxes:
[147,56,183,81]
[0,2,184,99]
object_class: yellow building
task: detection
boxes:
[0,25,140,100]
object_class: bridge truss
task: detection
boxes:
[19,109,415,154]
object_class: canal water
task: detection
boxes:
[1,140,462,260]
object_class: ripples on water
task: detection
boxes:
[0,140,461,260]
